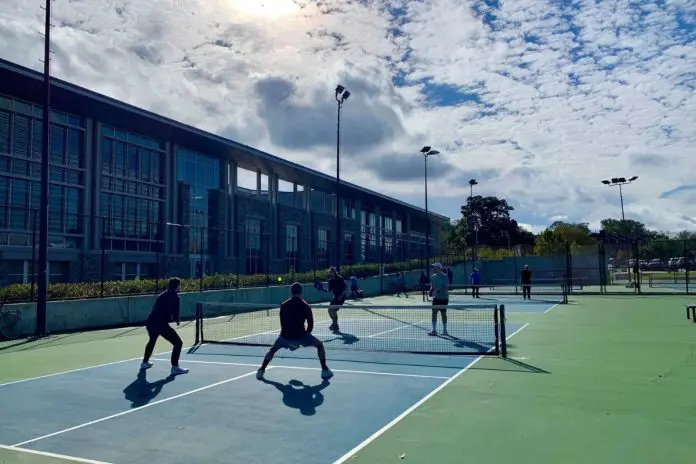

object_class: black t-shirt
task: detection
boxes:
[521,269,532,284]
[147,290,180,326]
[328,275,346,296]
[279,296,314,340]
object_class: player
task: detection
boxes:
[470,267,481,298]
[327,266,346,332]
[428,263,450,336]
[256,282,333,380]
[140,277,189,375]
[521,264,532,300]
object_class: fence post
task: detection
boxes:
[683,240,690,294]
[597,239,606,293]
[565,241,572,293]
[199,225,204,292]
[100,216,105,298]
[633,240,641,293]
[30,209,37,302]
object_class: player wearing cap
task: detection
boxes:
[327,266,346,332]
[256,282,333,380]
[140,277,189,375]
[429,263,450,336]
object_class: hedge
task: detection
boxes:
[0,255,465,303]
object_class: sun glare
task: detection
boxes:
[229,0,301,20]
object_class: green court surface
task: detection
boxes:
[1,294,695,464]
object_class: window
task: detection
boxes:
[237,166,257,195]
[277,179,295,207]
[260,173,269,200]
[286,224,299,273]
[317,228,330,269]
[101,126,165,253]
[344,232,354,266]
[343,199,357,219]
[246,218,262,274]
[383,216,393,262]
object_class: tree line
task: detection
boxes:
[443,195,696,261]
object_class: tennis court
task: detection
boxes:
[0,298,528,464]
[1,293,694,464]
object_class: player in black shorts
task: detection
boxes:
[256,282,333,380]
[140,277,189,375]
[327,266,346,332]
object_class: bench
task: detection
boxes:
[687,305,696,323]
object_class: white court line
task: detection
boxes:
[12,369,261,447]
[0,444,111,464]
[333,322,530,464]
[366,320,427,338]
[0,323,297,389]
[544,302,561,314]
[152,358,451,380]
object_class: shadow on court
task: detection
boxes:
[122,369,176,408]
[468,356,551,374]
[259,378,331,416]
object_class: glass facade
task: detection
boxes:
[0,95,85,248]
[246,217,262,274]
[100,125,165,252]
[285,224,298,272]
[360,210,378,262]
[177,148,221,254]
[317,228,329,269]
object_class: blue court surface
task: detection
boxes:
[0,314,534,463]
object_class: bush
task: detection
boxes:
[0,255,465,303]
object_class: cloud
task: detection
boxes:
[0,0,694,234]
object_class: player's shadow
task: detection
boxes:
[123,369,176,408]
[439,334,491,353]
[324,330,359,345]
[260,378,330,416]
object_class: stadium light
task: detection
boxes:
[600,176,639,221]
[334,84,350,273]
[419,146,440,272]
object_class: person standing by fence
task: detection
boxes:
[470,267,481,298]
[521,265,532,300]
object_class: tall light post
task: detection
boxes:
[420,146,440,272]
[601,176,638,221]
[334,85,350,273]
[468,179,479,266]
[601,176,638,284]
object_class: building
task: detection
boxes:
[0,58,449,285]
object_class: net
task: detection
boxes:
[449,279,572,297]
[195,303,507,356]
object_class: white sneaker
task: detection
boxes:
[428,330,437,336]
[321,369,334,380]
[256,369,264,380]
[443,329,449,336]
[141,362,153,370]
[171,366,189,375]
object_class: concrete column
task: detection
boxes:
[83,117,95,251]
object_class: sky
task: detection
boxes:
[1,0,695,235]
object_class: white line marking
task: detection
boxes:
[153,358,451,380]
[0,444,111,463]
[333,322,530,464]
[366,320,426,338]
[544,302,561,314]
[12,369,260,447]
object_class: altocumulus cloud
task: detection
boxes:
[0,0,694,232]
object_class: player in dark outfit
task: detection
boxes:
[521,265,532,300]
[327,266,346,332]
[141,277,189,375]
[256,282,333,380]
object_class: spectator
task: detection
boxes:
[470,267,481,298]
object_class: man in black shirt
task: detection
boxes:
[256,282,333,380]
[327,266,346,332]
[521,265,532,300]
[141,278,188,375]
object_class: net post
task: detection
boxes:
[499,304,507,358]
[493,304,500,356]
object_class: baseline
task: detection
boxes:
[0,444,110,464]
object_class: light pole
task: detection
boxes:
[601,176,638,221]
[468,179,479,265]
[334,85,350,274]
[420,146,440,272]
[601,176,638,284]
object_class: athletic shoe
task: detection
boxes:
[321,369,334,380]
[256,369,264,380]
[442,329,449,336]
[428,330,437,336]
[140,362,153,370]
[171,366,189,375]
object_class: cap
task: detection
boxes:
[431,262,443,269]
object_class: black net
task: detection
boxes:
[196,303,505,356]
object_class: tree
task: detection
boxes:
[600,218,652,241]
[458,195,535,248]
[533,221,595,255]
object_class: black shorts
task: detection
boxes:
[432,298,449,312]
[146,323,181,344]
[330,294,346,306]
